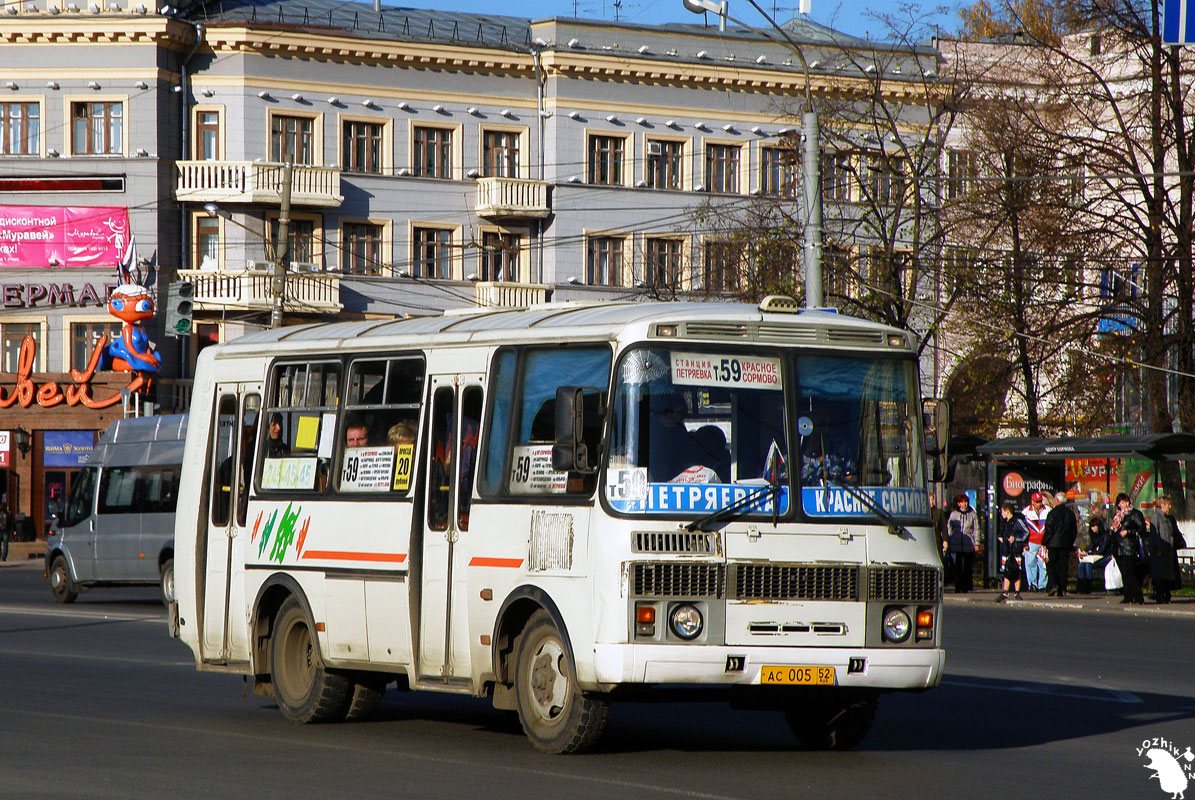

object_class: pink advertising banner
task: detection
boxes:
[0,206,130,268]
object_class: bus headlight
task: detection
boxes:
[881,608,911,643]
[669,604,703,640]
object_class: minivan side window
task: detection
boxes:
[482,345,611,497]
[337,356,424,495]
[62,466,97,526]
[260,361,341,492]
[98,466,182,515]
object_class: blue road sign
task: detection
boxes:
[1164,0,1195,44]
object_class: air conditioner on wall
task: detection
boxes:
[291,261,319,273]
[245,260,272,271]
[647,141,663,156]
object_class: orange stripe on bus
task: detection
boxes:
[301,551,408,563]
[469,557,524,568]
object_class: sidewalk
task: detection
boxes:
[0,541,46,568]
[943,586,1195,616]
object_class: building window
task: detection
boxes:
[587,135,624,185]
[270,218,316,265]
[343,120,383,174]
[196,110,219,160]
[706,144,740,194]
[703,241,741,293]
[946,149,977,201]
[413,227,452,279]
[71,322,121,371]
[646,139,682,189]
[824,243,852,297]
[270,114,314,165]
[344,222,384,275]
[760,146,798,197]
[480,231,519,282]
[414,126,452,178]
[196,215,219,270]
[822,151,853,202]
[71,101,122,155]
[586,236,623,286]
[1,323,36,372]
[867,155,907,205]
[646,238,684,289]
[483,130,520,178]
[1,102,39,155]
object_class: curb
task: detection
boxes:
[943,591,1195,617]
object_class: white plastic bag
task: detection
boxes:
[1105,559,1123,591]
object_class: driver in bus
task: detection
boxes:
[647,392,709,483]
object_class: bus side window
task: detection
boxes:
[211,394,237,525]
[259,362,340,493]
[236,394,261,526]
[428,387,455,531]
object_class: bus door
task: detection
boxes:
[417,375,483,681]
[200,384,261,664]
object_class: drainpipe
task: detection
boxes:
[532,48,546,286]
[178,22,205,276]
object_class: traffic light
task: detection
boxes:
[164,280,194,338]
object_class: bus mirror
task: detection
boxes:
[555,386,583,446]
[922,398,951,482]
[552,442,591,473]
[553,386,600,474]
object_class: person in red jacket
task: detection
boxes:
[1021,491,1051,592]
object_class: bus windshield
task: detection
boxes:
[796,354,927,519]
[605,347,789,517]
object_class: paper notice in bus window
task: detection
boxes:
[261,457,319,490]
[393,443,414,492]
[294,415,320,450]
[510,444,567,494]
[318,413,336,459]
[670,352,781,390]
[340,446,395,492]
[606,468,648,512]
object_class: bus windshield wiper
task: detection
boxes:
[820,477,908,537]
[684,481,780,532]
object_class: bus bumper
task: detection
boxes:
[590,644,944,690]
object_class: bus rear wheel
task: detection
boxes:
[784,691,878,750]
[49,556,77,604]
[271,596,350,723]
[512,610,608,754]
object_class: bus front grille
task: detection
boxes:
[733,564,859,601]
[867,566,940,603]
[632,563,725,598]
[632,531,718,554]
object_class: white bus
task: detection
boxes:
[172,297,945,753]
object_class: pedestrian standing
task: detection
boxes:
[1042,491,1078,596]
[946,494,980,593]
[1147,495,1185,604]
[997,503,1028,601]
[1021,492,1051,592]
[0,500,13,562]
[1077,512,1112,594]
[1111,492,1146,604]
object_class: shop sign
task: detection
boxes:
[0,334,122,409]
[43,431,94,467]
[1,282,113,308]
[0,206,129,268]
[0,431,8,468]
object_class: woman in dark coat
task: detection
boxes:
[1148,495,1184,604]
[1111,492,1146,604]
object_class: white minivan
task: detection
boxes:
[45,414,186,604]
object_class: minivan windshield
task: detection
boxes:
[604,347,789,517]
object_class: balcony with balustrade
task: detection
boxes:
[475,177,550,219]
[177,268,342,315]
[175,161,343,207]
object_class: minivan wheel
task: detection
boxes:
[49,556,78,604]
[159,558,175,605]
[270,596,350,723]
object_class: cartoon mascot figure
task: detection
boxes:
[103,264,160,393]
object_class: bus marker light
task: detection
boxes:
[916,611,933,628]
[636,604,655,624]
[480,588,493,601]
[315,622,326,632]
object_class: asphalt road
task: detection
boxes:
[1,563,1193,800]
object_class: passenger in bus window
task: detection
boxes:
[647,392,704,482]
[387,420,416,447]
[265,412,290,458]
[345,413,370,447]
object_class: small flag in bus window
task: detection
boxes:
[763,440,786,483]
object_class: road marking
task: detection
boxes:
[0,603,163,623]
[0,648,193,667]
[0,707,748,800]
[943,677,1143,704]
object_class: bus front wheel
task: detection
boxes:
[512,610,608,754]
[784,691,878,750]
[49,556,78,604]
[270,596,350,723]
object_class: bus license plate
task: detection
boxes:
[760,665,836,685]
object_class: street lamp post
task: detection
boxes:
[682,0,824,308]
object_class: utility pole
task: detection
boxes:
[271,161,293,329]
